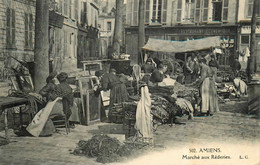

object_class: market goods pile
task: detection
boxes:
[73,135,151,164]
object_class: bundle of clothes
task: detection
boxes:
[123,83,198,129]
[73,134,152,164]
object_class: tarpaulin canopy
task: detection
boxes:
[142,36,222,53]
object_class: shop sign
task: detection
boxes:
[241,26,260,34]
[175,27,236,35]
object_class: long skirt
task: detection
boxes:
[109,83,128,109]
[200,78,219,114]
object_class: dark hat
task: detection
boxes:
[57,72,68,82]
[109,68,116,73]
[46,71,57,83]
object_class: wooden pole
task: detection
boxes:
[34,0,50,92]
[249,0,258,75]
[112,0,123,56]
[138,0,145,65]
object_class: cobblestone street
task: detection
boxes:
[0,97,259,165]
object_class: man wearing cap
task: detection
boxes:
[150,64,167,84]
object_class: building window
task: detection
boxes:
[74,0,78,20]
[145,0,150,23]
[6,8,15,48]
[212,1,222,21]
[82,2,88,25]
[151,0,167,23]
[185,0,195,22]
[241,35,250,44]
[194,0,201,22]
[212,0,228,22]
[247,0,253,17]
[177,0,182,22]
[25,13,33,49]
[202,0,209,22]
[107,21,111,31]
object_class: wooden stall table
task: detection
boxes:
[0,96,28,141]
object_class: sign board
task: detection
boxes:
[241,26,260,34]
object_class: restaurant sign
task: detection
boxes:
[241,26,260,34]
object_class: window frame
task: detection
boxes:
[247,0,253,17]
[240,35,250,45]
[74,0,78,21]
[24,13,34,50]
[176,0,182,22]
[202,0,209,22]
[222,0,228,22]
[145,0,150,24]
[161,0,167,23]
[133,0,139,26]
[6,7,16,49]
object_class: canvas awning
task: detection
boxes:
[142,36,222,53]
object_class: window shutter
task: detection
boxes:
[25,13,29,47]
[11,9,16,46]
[247,0,253,17]
[177,0,182,22]
[222,0,228,21]
[75,0,78,20]
[29,14,33,48]
[202,0,208,21]
[6,8,11,47]
[69,0,72,18]
[152,0,157,22]
[195,0,201,22]
[157,0,162,23]
[133,0,139,26]
[162,0,167,23]
[145,0,150,23]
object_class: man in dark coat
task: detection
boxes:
[150,64,167,83]
[141,58,155,83]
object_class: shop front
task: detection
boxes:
[238,25,260,71]
[125,25,238,66]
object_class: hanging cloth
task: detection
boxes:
[26,97,61,137]
[135,86,153,139]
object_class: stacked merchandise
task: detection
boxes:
[109,104,124,123]
[73,135,152,164]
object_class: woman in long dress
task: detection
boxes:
[96,68,128,121]
[198,58,219,115]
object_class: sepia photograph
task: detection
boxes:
[0,0,259,164]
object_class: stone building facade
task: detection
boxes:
[125,0,239,65]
